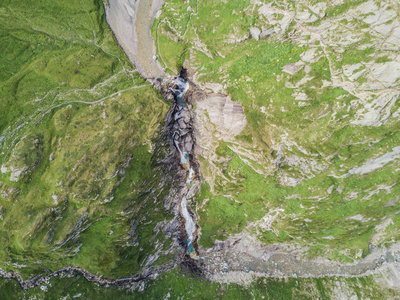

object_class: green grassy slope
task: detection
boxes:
[154,0,400,261]
[0,0,177,279]
[1,268,399,300]
[1,0,399,297]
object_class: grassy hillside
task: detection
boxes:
[154,0,400,262]
[1,269,399,299]
[0,0,177,279]
[1,0,400,298]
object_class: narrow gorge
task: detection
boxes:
[169,72,199,259]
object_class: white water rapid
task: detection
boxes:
[171,76,197,256]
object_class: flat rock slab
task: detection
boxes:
[193,92,247,137]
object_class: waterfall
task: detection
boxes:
[172,77,189,99]
[171,75,197,256]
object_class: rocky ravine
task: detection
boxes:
[105,0,400,289]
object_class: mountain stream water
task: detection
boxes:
[171,77,197,257]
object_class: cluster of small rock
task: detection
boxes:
[172,105,194,155]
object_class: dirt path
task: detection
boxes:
[105,0,167,80]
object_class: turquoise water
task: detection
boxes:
[172,77,196,256]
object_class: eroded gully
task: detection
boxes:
[169,73,199,259]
